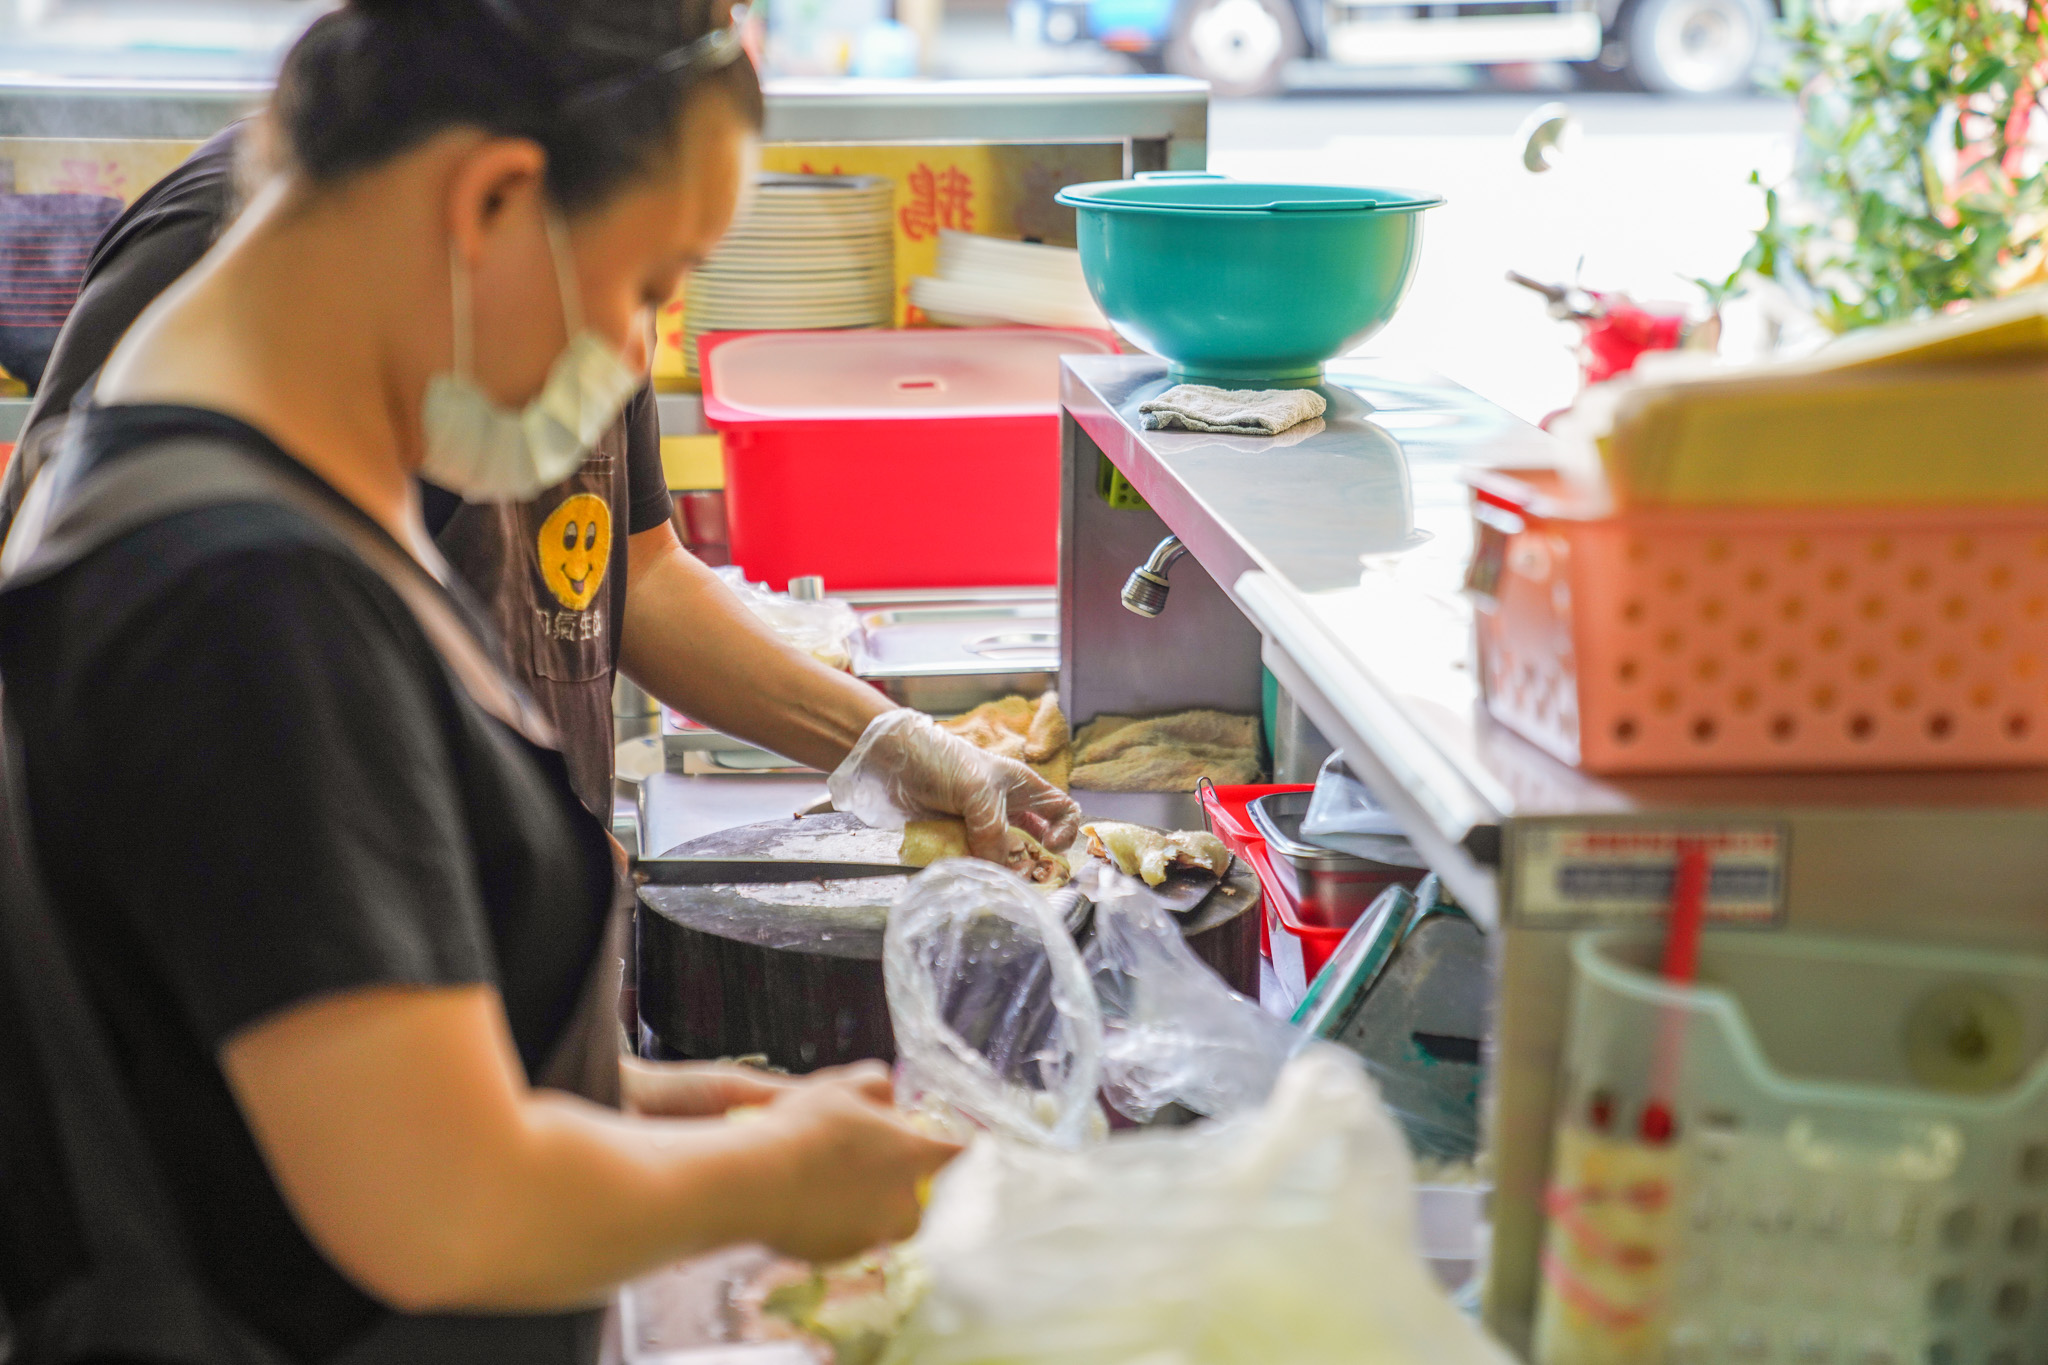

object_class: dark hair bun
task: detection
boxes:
[278,0,760,212]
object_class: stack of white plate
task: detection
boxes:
[907,230,1109,331]
[684,173,895,374]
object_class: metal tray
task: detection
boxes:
[850,592,1057,713]
[1247,790,1427,929]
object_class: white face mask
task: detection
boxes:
[421,207,641,503]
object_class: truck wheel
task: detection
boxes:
[1165,0,1303,98]
[1624,0,1767,95]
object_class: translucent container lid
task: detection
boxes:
[700,327,1117,422]
[1055,173,1443,215]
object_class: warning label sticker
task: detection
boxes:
[1510,823,1788,926]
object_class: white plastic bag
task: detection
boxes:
[881,860,1509,1364]
[883,1047,1516,1365]
[883,860,1296,1143]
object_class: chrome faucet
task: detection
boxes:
[1121,535,1187,617]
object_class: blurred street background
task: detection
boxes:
[930,0,1799,424]
[1,0,1800,423]
[1208,92,1794,424]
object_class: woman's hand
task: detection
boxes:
[747,1062,962,1265]
[826,709,1083,863]
[225,990,959,1312]
[619,1058,800,1118]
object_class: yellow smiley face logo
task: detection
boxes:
[537,493,612,612]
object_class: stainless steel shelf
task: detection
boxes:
[0,73,267,138]
[1061,352,2048,931]
[2,74,1209,168]
[655,393,706,438]
[759,76,1207,168]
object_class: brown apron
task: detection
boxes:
[431,428,638,1105]
[433,423,630,823]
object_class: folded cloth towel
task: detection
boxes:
[1138,383,1327,436]
[1070,709,1264,792]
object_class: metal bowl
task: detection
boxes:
[1247,789,1427,929]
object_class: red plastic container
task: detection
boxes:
[699,327,1119,590]
[1200,782,1323,966]
[1267,866,1350,999]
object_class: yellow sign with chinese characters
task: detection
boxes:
[652,141,1121,388]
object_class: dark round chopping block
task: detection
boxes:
[636,814,1262,1073]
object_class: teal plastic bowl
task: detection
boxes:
[1055,174,1443,387]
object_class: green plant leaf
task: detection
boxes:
[1729,0,2048,331]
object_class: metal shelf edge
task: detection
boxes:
[0,74,1207,147]
[1237,570,1502,928]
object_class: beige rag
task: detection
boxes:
[1070,709,1263,792]
[1138,384,1327,436]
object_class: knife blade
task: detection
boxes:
[635,857,922,887]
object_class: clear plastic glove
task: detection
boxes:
[827,708,1082,863]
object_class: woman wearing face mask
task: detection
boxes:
[0,3,1027,1363]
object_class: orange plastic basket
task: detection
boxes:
[1469,471,2048,774]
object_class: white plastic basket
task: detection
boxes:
[1535,930,2048,1365]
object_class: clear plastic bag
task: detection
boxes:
[881,861,1507,1363]
[713,566,859,670]
[881,1046,1516,1365]
[883,860,1105,1149]
[884,860,1296,1143]
[1301,752,1422,864]
[1080,866,1296,1125]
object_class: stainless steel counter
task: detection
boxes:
[1063,354,1555,920]
[1058,351,2048,1353]
[633,765,1209,861]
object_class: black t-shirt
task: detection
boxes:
[16,121,677,679]
[0,406,614,1362]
